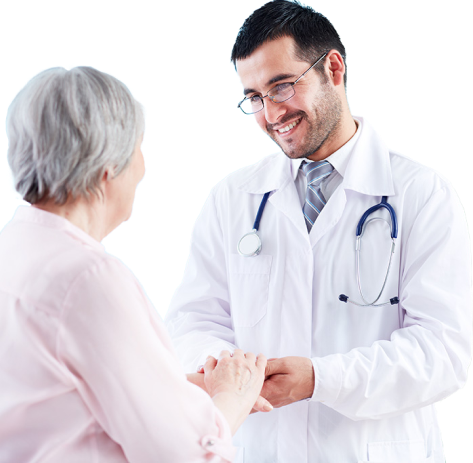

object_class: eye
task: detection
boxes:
[275,83,292,92]
[271,82,292,95]
[249,94,262,103]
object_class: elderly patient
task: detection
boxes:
[0,67,270,462]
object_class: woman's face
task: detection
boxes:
[105,135,145,228]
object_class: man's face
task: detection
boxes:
[236,36,342,161]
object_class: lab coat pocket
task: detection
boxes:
[367,439,427,462]
[228,254,272,327]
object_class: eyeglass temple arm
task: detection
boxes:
[293,52,328,85]
[237,98,244,109]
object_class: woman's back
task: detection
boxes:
[0,206,129,462]
[0,207,237,462]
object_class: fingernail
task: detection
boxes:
[264,403,273,412]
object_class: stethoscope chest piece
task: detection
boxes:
[237,191,270,258]
[237,229,262,257]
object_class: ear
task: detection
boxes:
[325,50,345,87]
[102,167,115,182]
[99,168,114,200]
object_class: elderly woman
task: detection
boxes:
[0,67,270,462]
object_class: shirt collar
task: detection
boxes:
[12,206,104,251]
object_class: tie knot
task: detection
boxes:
[302,160,333,187]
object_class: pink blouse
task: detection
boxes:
[0,206,235,463]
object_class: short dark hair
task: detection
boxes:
[231,0,347,86]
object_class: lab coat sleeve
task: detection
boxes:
[165,191,237,373]
[57,257,235,463]
[311,185,472,421]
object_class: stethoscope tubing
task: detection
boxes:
[356,196,398,239]
[253,192,271,231]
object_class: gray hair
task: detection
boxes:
[6,66,144,204]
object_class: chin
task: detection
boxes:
[277,139,310,160]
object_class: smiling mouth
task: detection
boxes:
[276,118,301,134]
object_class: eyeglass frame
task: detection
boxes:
[237,52,328,115]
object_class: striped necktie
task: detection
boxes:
[301,160,334,232]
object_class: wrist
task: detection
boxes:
[304,357,316,399]
[212,392,253,435]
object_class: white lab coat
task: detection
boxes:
[165,118,472,463]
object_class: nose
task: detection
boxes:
[263,98,287,124]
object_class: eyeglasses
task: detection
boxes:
[237,52,327,115]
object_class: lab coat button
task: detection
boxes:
[206,440,215,446]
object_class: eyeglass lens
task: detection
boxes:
[240,83,296,114]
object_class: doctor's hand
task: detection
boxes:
[261,356,315,408]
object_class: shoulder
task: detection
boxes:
[66,250,141,299]
[0,215,139,314]
[389,151,456,199]
[53,246,143,316]
[388,151,468,238]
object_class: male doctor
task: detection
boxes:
[165,1,472,461]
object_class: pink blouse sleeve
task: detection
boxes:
[56,256,235,463]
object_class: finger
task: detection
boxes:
[196,365,204,373]
[253,395,273,413]
[203,356,217,375]
[244,351,256,364]
[218,350,231,361]
[264,357,281,376]
[232,348,245,359]
[256,353,268,373]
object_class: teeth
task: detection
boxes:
[278,119,300,133]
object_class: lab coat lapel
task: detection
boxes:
[309,186,347,248]
[342,118,395,197]
[309,118,395,248]
[268,180,309,242]
[237,154,309,242]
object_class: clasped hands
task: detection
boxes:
[194,353,315,413]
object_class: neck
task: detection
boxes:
[33,195,110,242]
[307,112,358,162]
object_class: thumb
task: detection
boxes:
[253,395,273,413]
[264,358,282,377]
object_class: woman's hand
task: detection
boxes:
[204,349,269,434]
[189,367,272,414]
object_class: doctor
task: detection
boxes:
[165,1,472,462]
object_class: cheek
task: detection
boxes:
[131,152,145,185]
[254,112,268,131]
[137,157,145,182]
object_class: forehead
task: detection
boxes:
[236,36,306,93]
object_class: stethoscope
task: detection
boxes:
[237,192,270,257]
[338,196,399,307]
[237,193,399,308]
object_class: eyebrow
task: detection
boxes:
[243,73,297,96]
